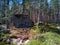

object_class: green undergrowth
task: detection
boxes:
[27,23,60,45]
[0,32,10,45]
[26,32,60,45]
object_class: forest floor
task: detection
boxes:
[0,23,60,45]
[9,28,32,45]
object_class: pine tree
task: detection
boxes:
[50,0,60,22]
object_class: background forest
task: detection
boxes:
[0,0,60,45]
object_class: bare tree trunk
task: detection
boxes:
[23,0,26,15]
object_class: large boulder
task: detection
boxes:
[12,14,34,28]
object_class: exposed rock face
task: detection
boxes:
[12,14,34,28]
[56,26,60,29]
[12,38,29,45]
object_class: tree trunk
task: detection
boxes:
[23,0,26,15]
